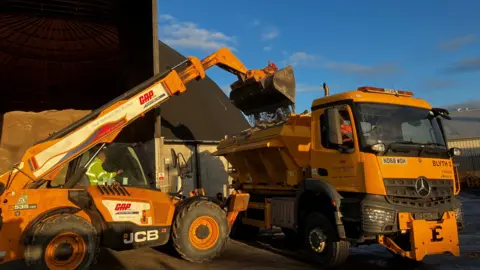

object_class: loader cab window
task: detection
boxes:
[320,107,355,151]
[100,145,149,188]
[66,144,149,189]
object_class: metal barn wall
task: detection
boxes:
[197,145,233,198]
[448,138,480,173]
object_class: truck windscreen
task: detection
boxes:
[355,102,448,157]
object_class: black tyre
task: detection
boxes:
[172,199,229,263]
[303,212,350,268]
[229,212,259,240]
[24,214,100,270]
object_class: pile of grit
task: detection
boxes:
[0,110,91,174]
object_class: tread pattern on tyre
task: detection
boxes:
[24,214,100,270]
[172,199,230,263]
[305,212,350,268]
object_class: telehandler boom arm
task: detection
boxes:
[0,48,288,191]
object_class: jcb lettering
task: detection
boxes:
[123,230,159,244]
[115,203,131,211]
[431,226,443,242]
[147,230,159,241]
[139,91,155,105]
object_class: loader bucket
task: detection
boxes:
[229,65,296,115]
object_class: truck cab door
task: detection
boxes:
[310,104,362,192]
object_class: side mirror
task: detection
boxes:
[448,147,461,157]
[325,108,342,145]
[432,108,452,120]
[171,148,178,168]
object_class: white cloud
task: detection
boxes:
[263,46,272,51]
[158,14,237,51]
[444,57,480,74]
[282,51,400,77]
[439,34,476,51]
[261,26,280,41]
[159,14,175,21]
[297,83,322,92]
[324,61,400,76]
[283,51,320,67]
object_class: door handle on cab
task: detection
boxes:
[317,168,328,176]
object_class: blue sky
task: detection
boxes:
[157,0,480,113]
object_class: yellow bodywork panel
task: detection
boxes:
[311,90,431,110]
[226,192,250,228]
[379,211,460,261]
[214,114,311,189]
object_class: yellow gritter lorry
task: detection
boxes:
[214,84,464,268]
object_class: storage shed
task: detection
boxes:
[443,109,480,177]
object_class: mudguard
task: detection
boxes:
[295,178,346,239]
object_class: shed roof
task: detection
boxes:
[443,109,480,140]
[156,40,251,141]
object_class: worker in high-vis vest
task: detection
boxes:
[86,149,123,185]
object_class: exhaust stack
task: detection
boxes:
[323,83,329,96]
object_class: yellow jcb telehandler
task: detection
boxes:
[0,47,295,269]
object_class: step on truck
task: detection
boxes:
[214,84,464,268]
[0,47,295,269]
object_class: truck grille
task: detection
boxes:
[384,178,453,198]
[383,178,453,209]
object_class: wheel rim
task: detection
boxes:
[45,232,87,270]
[188,216,220,250]
[308,228,327,253]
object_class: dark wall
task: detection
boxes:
[0,1,249,143]
[0,0,156,113]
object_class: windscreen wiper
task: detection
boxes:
[417,142,447,156]
[422,142,445,147]
[383,140,418,153]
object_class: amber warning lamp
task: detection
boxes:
[357,86,414,97]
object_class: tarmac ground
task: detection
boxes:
[2,190,479,270]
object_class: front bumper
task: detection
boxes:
[379,211,460,261]
[341,194,464,235]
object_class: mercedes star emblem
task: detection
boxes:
[415,177,431,197]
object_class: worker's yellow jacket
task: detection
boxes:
[86,157,117,185]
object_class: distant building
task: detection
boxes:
[442,109,480,174]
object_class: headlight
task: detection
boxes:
[363,206,395,224]
[449,147,461,157]
[371,143,386,153]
